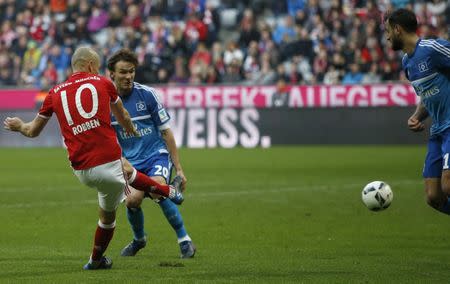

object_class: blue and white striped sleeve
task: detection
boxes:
[142,86,171,130]
[420,39,450,69]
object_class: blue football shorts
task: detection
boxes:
[137,152,173,184]
[423,128,450,178]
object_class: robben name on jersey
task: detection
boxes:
[111,83,170,168]
[402,38,450,135]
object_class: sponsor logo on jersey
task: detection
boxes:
[418,61,429,72]
[158,109,169,122]
[118,124,153,139]
[414,84,440,98]
[136,101,146,111]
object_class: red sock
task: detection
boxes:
[130,170,170,197]
[91,221,115,261]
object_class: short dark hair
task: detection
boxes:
[107,48,139,71]
[384,8,418,33]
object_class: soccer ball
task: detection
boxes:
[361,181,393,211]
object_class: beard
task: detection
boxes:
[391,37,404,51]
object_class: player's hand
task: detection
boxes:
[131,128,140,137]
[125,126,140,137]
[407,116,425,132]
[176,169,187,192]
[3,117,23,132]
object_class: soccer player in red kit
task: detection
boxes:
[3,46,182,270]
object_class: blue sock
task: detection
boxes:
[159,198,188,239]
[126,207,146,240]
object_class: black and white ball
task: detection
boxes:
[362,181,393,211]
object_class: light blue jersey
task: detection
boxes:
[111,82,171,169]
[403,38,450,136]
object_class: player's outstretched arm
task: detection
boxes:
[162,128,187,191]
[111,98,139,137]
[3,115,48,138]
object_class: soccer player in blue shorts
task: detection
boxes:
[107,49,196,258]
[384,9,450,214]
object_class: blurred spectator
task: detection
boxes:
[272,78,289,107]
[68,16,93,44]
[0,68,15,86]
[186,0,206,15]
[276,63,290,83]
[202,2,220,45]
[284,61,303,83]
[50,0,67,14]
[238,9,260,48]
[49,45,71,82]
[123,4,142,29]
[167,23,188,56]
[42,60,58,86]
[390,0,411,9]
[313,49,327,82]
[221,60,242,84]
[292,54,313,83]
[20,41,41,85]
[0,43,14,85]
[2,4,16,22]
[1,20,17,48]
[166,0,186,21]
[108,3,123,28]
[36,41,52,77]
[342,63,363,85]
[87,4,109,33]
[323,65,341,85]
[0,0,448,87]
[426,0,447,28]
[211,41,225,77]
[184,12,208,54]
[169,56,189,85]
[381,63,396,82]
[205,65,220,83]
[157,68,169,84]
[243,41,260,81]
[272,15,297,45]
[250,52,277,85]
[224,41,244,67]
[287,0,306,17]
[188,42,211,83]
[362,63,382,84]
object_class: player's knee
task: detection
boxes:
[125,195,143,208]
[99,209,116,225]
[152,176,166,185]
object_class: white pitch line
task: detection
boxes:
[0,199,98,209]
[0,179,422,209]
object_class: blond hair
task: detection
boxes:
[71,46,100,71]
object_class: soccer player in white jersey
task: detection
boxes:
[385,9,450,214]
[107,49,196,258]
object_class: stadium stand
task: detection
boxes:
[0,0,448,88]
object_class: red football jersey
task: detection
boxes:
[39,72,122,170]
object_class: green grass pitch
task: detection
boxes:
[1,146,450,283]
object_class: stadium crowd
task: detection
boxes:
[0,0,448,89]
